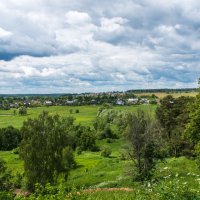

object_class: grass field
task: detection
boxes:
[0,105,156,128]
[136,92,198,99]
[0,103,199,199]
[1,139,200,199]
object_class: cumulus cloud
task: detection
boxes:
[0,0,199,93]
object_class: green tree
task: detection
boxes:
[101,146,112,157]
[156,95,194,156]
[78,127,96,151]
[19,111,75,191]
[185,93,200,145]
[0,126,21,151]
[18,106,27,115]
[0,159,12,191]
[127,110,161,181]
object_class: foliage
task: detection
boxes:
[19,111,75,191]
[100,125,117,139]
[156,95,194,157]
[0,159,12,191]
[0,192,14,200]
[195,142,200,168]
[62,147,76,171]
[100,146,112,157]
[78,127,97,151]
[0,126,21,151]
[185,94,200,145]
[75,109,79,113]
[18,107,27,116]
[127,110,162,181]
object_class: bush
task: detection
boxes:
[18,106,27,115]
[106,138,113,143]
[195,142,200,168]
[120,150,128,160]
[62,146,76,170]
[79,129,96,151]
[0,126,21,151]
[0,159,12,191]
[76,147,82,155]
[75,109,79,113]
[101,146,112,157]
[0,192,13,200]
[100,125,117,139]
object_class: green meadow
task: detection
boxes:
[0,104,200,199]
[0,105,156,128]
[1,140,200,199]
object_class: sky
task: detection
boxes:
[0,0,200,94]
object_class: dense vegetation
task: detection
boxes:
[0,90,200,199]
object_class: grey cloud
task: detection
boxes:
[0,0,199,93]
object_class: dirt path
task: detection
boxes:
[82,188,133,193]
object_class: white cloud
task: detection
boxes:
[65,11,91,25]
[0,27,12,38]
[0,0,199,93]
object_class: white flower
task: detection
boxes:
[163,167,168,170]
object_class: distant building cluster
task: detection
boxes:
[0,91,160,110]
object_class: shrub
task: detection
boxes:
[120,150,128,160]
[0,126,21,151]
[101,146,112,157]
[79,129,96,151]
[76,147,82,155]
[18,106,27,115]
[0,192,13,200]
[100,125,117,139]
[75,109,79,113]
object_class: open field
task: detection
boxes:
[136,92,198,99]
[0,105,156,129]
[0,103,200,199]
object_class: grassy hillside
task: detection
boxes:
[0,103,199,199]
[1,139,200,199]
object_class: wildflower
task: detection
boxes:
[163,167,168,170]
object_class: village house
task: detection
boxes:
[127,98,139,104]
[44,101,53,106]
[116,99,124,105]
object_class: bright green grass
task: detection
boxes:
[0,140,200,196]
[0,151,23,175]
[66,138,133,189]
[70,190,137,200]
[0,105,156,128]
[154,156,200,191]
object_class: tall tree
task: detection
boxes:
[127,110,161,181]
[156,95,194,156]
[20,111,75,191]
[185,93,200,145]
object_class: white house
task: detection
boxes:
[116,99,124,105]
[127,98,139,104]
[44,101,53,106]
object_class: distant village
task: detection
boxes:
[0,88,196,110]
[0,91,159,110]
